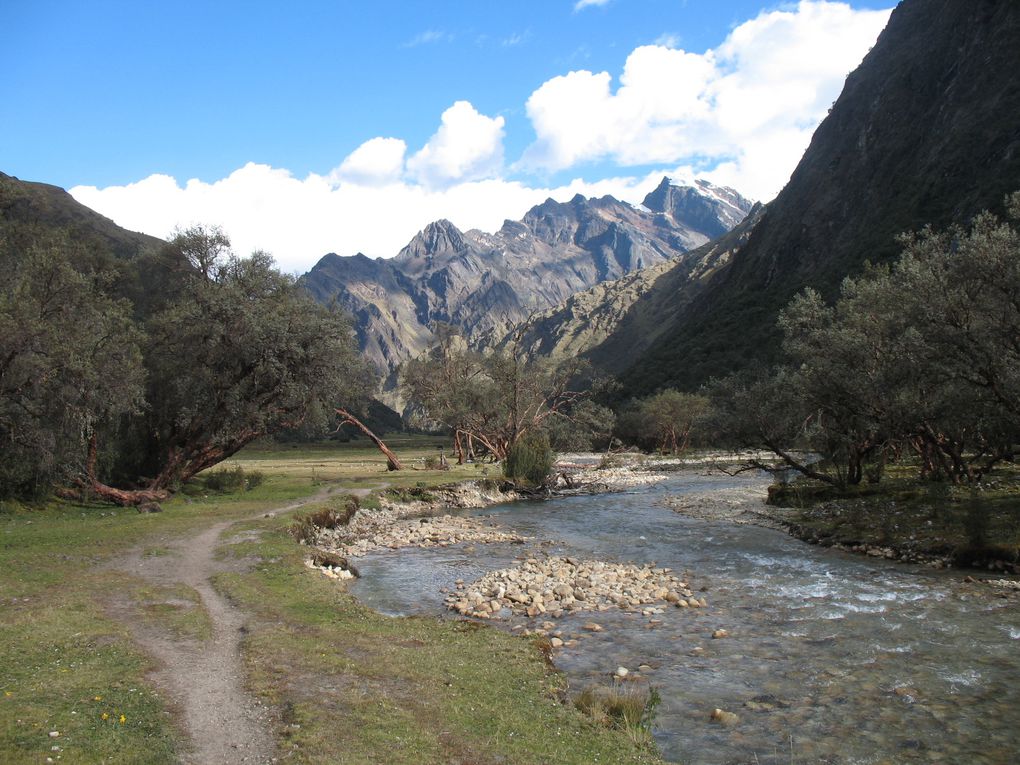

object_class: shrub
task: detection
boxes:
[202,465,264,493]
[503,433,554,486]
[289,495,360,544]
[575,683,660,744]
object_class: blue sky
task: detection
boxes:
[2,1,894,271]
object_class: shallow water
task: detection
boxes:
[350,473,1020,764]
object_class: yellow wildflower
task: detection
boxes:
[119,715,126,724]
[101,712,109,721]
[93,696,102,701]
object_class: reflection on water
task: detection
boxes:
[350,473,1020,764]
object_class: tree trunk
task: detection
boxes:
[335,408,403,471]
[60,433,171,509]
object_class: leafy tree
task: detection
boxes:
[623,389,710,454]
[61,227,375,505]
[705,366,859,487]
[711,192,1020,486]
[402,330,593,461]
[0,235,143,498]
[503,431,554,486]
[544,400,616,452]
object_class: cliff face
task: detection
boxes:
[614,0,1020,395]
[301,179,753,383]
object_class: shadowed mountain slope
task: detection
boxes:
[613,0,1020,395]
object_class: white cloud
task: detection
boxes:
[406,101,506,189]
[523,1,891,200]
[501,31,530,48]
[329,137,406,187]
[574,0,611,10]
[68,2,894,274]
[70,164,669,275]
[402,29,451,48]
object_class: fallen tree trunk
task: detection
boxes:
[335,408,403,471]
[59,433,170,509]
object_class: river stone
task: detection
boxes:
[710,708,739,725]
[615,666,629,678]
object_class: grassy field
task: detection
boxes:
[766,463,1020,567]
[0,436,662,764]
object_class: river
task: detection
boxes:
[350,472,1020,764]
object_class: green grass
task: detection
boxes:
[214,521,661,764]
[0,437,663,764]
[766,463,1020,566]
[0,473,314,763]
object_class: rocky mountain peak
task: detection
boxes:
[641,177,675,213]
[301,175,753,389]
[396,219,468,267]
[614,0,1020,396]
[642,177,753,239]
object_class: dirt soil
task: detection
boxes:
[106,494,329,764]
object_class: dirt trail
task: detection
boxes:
[109,492,331,764]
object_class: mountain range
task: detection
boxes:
[300,177,753,387]
[6,0,1017,414]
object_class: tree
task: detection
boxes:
[0,236,144,498]
[83,230,374,504]
[710,192,1020,487]
[402,330,594,461]
[544,399,616,452]
[334,407,402,471]
[628,389,710,454]
[704,366,851,487]
[503,431,554,486]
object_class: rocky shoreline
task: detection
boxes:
[663,476,967,570]
[307,458,676,570]
[306,455,1020,594]
[663,472,1020,584]
[445,556,707,620]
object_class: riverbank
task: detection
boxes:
[305,456,679,571]
[346,462,1020,765]
[661,463,1020,584]
[0,440,663,765]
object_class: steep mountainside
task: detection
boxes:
[301,178,752,380]
[497,204,765,373]
[0,171,164,260]
[615,0,1020,395]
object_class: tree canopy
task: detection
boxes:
[1,223,373,505]
[401,329,595,462]
[710,193,1020,487]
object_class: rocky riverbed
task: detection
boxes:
[312,508,529,559]
[347,470,1020,765]
[661,482,776,527]
[307,460,681,571]
[444,555,707,619]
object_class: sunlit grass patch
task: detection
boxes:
[215,517,663,764]
[132,582,213,642]
[576,682,661,745]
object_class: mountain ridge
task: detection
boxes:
[301,178,753,384]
